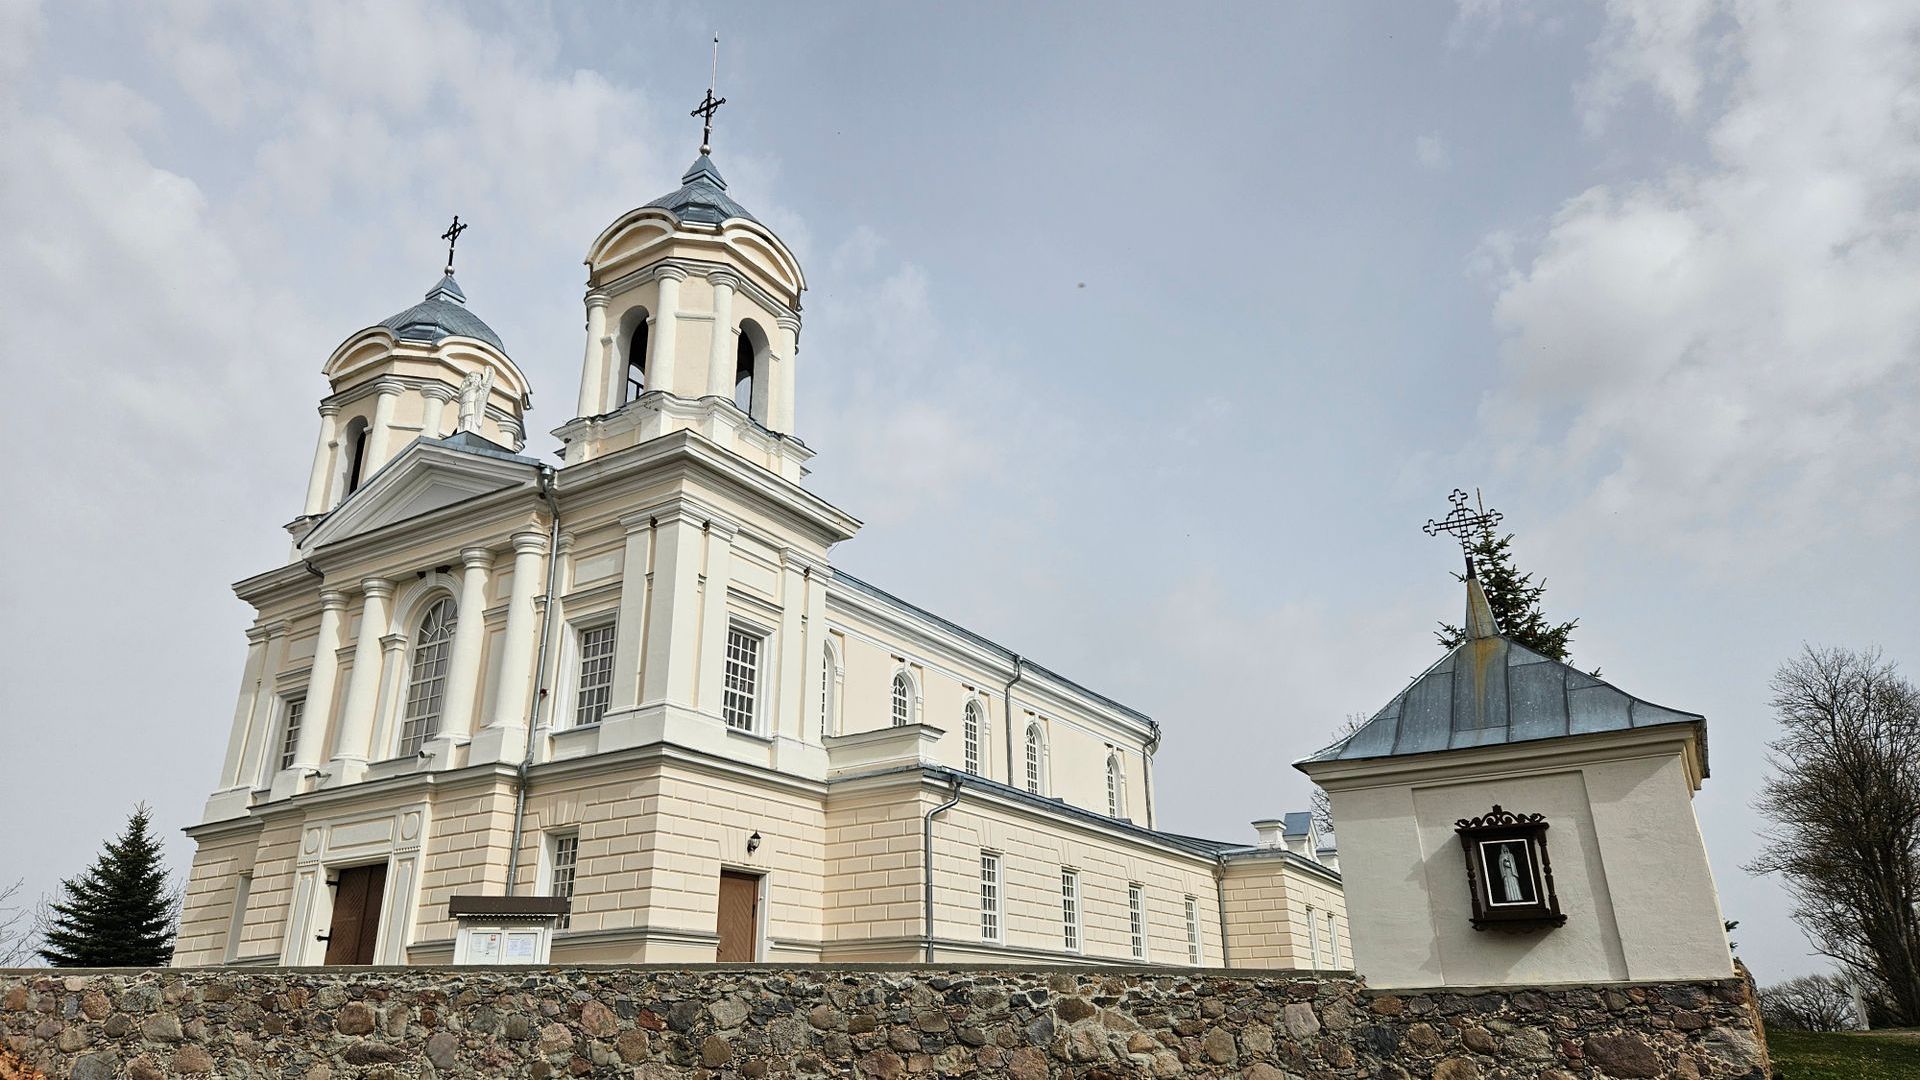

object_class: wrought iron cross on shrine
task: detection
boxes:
[441,215,469,275]
[692,34,726,155]
[1423,488,1504,574]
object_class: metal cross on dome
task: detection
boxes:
[691,34,726,156]
[440,215,469,275]
[1424,488,1503,569]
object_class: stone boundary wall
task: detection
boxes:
[0,965,1767,1079]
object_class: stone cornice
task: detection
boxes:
[597,257,799,328]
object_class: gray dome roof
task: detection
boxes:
[380,274,506,352]
[643,155,758,225]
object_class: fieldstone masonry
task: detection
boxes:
[0,966,1767,1079]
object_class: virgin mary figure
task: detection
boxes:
[1497,845,1524,902]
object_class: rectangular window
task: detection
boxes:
[1061,869,1080,952]
[980,852,1001,942]
[278,698,305,772]
[722,626,762,731]
[573,624,616,727]
[1185,896,1201,965]
[222,873,252,963]
[1327,912,1340,968]
[550,833,579,930]
[1128,883,1146,961]
[1307,904,1322,968]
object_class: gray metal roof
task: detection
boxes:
[1299,576,1708,773]
[1281,812,1314,838]
[379,273,507,352]
[643,155,758,225]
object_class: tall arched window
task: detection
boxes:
[625,315,650,402]
[1024,723,1043,794]
[342,417,370,496]
[891,672,912,727]
[963,701,982,775]
[1106,753,1126,818]
[398,597,456,756]
[819,643,837,739]
[733,330,755,415]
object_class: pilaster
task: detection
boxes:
[638,501,721,709]
[706,270,739,400]
[694,516,739,718]
[302,404,342,516]
[328,577,394,785]
[277,591,348,800]
[437,547,494,744]
[362,378,404,475]
[608,516,654,712]
[773,315,800,433]
[580,292,611,418]
[650,267,687,397]
[420,383,455,441]
[471,530,549,764]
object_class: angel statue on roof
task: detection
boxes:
[457,369,494,434]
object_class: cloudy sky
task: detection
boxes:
[3,0,1917,984]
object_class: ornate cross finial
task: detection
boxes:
[691,34,726,156]
[1423,488,1504,575]
[440,215,469,275]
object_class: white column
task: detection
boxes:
[420,383,454,440]
[369,633,408,759]
[236,625,291,790]
[217,628,272,788]
[773,315,801,433]
[706,271,738,401]
[799,563,829,743]
[609,516,653,712]
[287,592,348,777]
[473,531,549,763]
[330,577,394,782]
[438,547,494,741]
[362,379,403,475]
[302,405,342,516]
[695,519,738,716]
[579,293,611,417]
[650,267,686,397]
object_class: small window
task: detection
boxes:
[1024,723,1043,794]
[573,624,616,727]
[723,626,763,732]
[963,701,982,775]
[980,852,1001,942]
[1106,752,1125,818]
[1307,904,1322,968]
[278,697,306,772]
[399,597,456,756]
[891,672,912,727]
[1327,911,1340,968]
[819,643,836,739]
[550,833,579,930]
[222,873,252,963]
[1060,869,1080,952]
[1129,883,1146,961]
[343,417,370,495]
[1185,896,1201,965]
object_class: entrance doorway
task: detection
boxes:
[324,863,387,965]
[715,870,760,962]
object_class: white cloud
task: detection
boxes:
[1414,132,1451,171]
[1477,0,1920,572]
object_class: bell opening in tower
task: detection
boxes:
[734,330,754,415]
[625,315,649,403]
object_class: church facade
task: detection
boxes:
[173,146,1345,970]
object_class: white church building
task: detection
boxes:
[173,135,1346,970]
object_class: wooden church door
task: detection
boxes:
[716,871,759,962]
[323,863,387,965]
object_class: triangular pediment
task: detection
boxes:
[301,438,538,551]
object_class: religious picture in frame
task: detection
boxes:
[1454,805,1566,931]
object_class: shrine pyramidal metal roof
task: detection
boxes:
[1297,573,1708,774]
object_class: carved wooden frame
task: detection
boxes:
[1454,804,1566,932]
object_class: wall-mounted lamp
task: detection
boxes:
[746,831,762,856]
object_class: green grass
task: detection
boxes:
[1769,1028,1920,1079]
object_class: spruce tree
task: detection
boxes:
[1435,522,1578,662]
[40,806,176,967]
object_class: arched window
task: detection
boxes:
[1106,753,1126,818]
[819,643,837,739]
[1024,723,1043,794]
[963,701,982,775]
[342,417,370,496]
[891,672,913,727]
[733,329,755,414]
[625,315,650,402]
[398,597,456,756]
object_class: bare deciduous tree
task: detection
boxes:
[0,880,43,967]
[1309,712,1369,838]
[1759,973,1860,1032]
[1746,646,1920,1026]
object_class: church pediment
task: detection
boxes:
[301,436,538,552]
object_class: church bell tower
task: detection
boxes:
[553,136,809,480]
